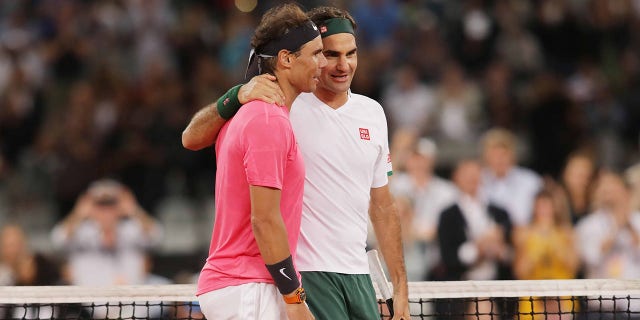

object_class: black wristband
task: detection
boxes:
[265,255,300,295]
[216,84,243,120]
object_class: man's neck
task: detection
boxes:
[314,88,349,110]
[272,69,300,110]
[277,77,299,111]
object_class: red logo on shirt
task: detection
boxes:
[387,154,392,163]
[359,128,370,140]
[320,25,327,34]
[223,98,230,106]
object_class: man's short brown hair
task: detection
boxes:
[306,6,357,31]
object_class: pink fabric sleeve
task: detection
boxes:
[241,112,293,190]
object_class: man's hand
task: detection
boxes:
[392,292,410,320]
[71,193,94,220]
[284,303,315,320]
[238,74,285,106]
[117,187,140,218]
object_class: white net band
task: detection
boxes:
[2,279,640,304]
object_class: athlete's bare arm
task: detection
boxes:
[181,74,285,150]
[369,185,410,320]
[249,186,292,264]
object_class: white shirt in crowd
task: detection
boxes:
[481,166,542,226]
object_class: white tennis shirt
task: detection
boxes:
[290,92,392,274]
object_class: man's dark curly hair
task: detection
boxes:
[251,3,310,75]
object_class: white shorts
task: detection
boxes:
[198,282,287,320]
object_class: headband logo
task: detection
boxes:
[318,18,355,38]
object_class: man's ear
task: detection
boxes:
[278,50,292,68]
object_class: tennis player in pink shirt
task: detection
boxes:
[186,4,326,320]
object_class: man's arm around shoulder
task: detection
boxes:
[182,102,228,150]
[182,74,285,150]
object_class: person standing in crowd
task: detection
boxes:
[560,151,597,224]
[577,171,640,280]
[513,189,579,319]
[1,224,61,287]
[434,159,513,282]
[480,128,542,226]
[576,171,640,314]
[50,179,162,319]
[189,3,324,320]
[433,159,513,320]
[50,179,162,286]
[1,225,64,320]
[390,138,457,281]
[182,6,410,320]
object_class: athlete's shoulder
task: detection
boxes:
[237,100,287,120]
[239,100,273,113]
[350,93,384,112]
[292,92,317,107]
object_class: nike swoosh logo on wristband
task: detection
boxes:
[279,267,292,280]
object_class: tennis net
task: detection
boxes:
[1,279,640,319]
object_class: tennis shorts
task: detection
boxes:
[301,271,379,320]
[197,282,287,320]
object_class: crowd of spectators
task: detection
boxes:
[0,0,639,290]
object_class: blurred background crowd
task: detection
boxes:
[0,0,640,293]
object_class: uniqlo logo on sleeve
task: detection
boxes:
[359,128,370,140]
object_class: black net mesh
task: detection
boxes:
[378,296,640,320]
[0,301,204,320]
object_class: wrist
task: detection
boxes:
[216,84,243,120]
[265,255,300,295]
[282,287,306,304]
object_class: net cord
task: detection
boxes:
[2,279,640,304]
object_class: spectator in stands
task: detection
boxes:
[434,159,513,281]
[560,151,598,224]
[481,60,519,130]
[626,163,640,212]
[51,179,162,286]
[389,138,457,281]
[0,223,61,286]
[0,224,23,286]
[0,224,62,319]
[431,61,485,166]
[576,171,640,280]
[0,224,61,286]
[433,159,514,320]
[527,72,587,177]
[382,64,437,136]
[493,2,544,77]
[576,171,640,314]
[350,0,400,48]
[513,189,579,319]
[0,66,45,170]
[480,128,542,226]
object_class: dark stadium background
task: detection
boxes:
[0,0,639,282]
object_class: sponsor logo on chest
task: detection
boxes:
[359,128,370,140]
